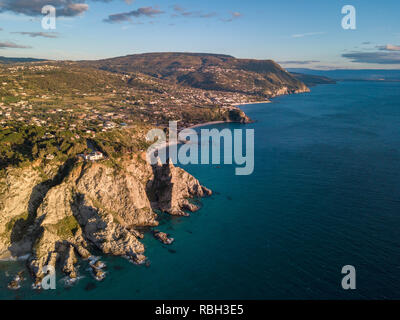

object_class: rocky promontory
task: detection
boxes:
[0,155,211,285]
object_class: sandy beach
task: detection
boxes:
[234,100,271,106]
[185,120,230,130]
[152,100,266,154]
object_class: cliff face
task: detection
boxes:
[0,155,211,283]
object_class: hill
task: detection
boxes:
[287,68,400,81]
[81,52,309,97]
[290,72,336,86]
[0,56,47,64]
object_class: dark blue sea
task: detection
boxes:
[2,81,400,299]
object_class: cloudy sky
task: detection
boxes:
[0,0,400,69]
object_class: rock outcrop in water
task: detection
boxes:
[0,155,211,284]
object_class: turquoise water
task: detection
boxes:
[2,81,400,299]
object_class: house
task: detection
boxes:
[79,151,104,161]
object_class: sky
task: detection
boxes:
[0,0,400,69]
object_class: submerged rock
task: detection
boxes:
[84,282,97,291]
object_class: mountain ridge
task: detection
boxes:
[79,52,310,98]
[0,56,48,64]
[287,68,400,81]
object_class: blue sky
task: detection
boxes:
[0,0,400,69]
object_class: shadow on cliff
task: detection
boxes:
[69,192,105,253]
[146,161,173,215]
[8,158,77,256]
[70,192,95,230]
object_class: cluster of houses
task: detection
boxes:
[5,64,59,74]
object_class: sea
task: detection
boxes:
[1,80,400,299]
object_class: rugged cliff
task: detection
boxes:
[0,155,211,285]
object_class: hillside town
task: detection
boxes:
[0,62,267,135]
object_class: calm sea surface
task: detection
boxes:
[2,81,400,299]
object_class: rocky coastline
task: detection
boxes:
[0,85,309,289]
[0,154,212,287]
